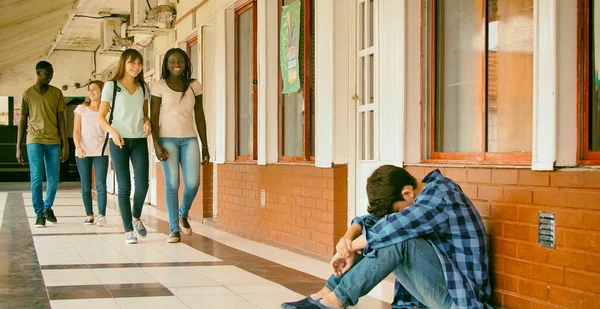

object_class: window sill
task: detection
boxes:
[410,161,531,169]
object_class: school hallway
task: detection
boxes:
[0,184,393,309]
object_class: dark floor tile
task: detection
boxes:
[0,295,51,309]
[47,285,112,300]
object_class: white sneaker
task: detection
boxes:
[97,216,107,227]
[125,232,138,244]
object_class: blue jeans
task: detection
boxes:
[159,137,200,233]
[75,156,108,216]
[27,143,61,217]
[109,138,149,232]
[325,237,453,309]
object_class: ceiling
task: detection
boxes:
[0,0,131,74]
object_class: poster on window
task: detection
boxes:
[596,0,600,84]
[280,0,301,94]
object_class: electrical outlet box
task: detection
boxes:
[260,189,266,207]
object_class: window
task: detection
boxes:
[235,1,257,160]
[279,0,315,162]
[431,0,533,163]
[187,37,199,80]
[580,0,600,162]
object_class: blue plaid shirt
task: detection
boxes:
[352,169,492,309]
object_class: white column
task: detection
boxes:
[532,0,557,170]
[379,0,406,166]
[315,0,335,168]
[214,9,227,164]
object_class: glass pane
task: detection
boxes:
[359,112,365,160]
[434,0,484,153]
[591,0,600,151]
[359,57,365,105]
[189,42,198,80]
[369,54,374,104]
[368,0,374,48]
[359,2,365,50]
[237,8,254,157]
[282,93,304,157]
[368,110,374,160]
[487,0,533,152]
[310,0,315,157]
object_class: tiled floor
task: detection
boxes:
[0,185,394,309]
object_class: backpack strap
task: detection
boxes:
[101,80,118,155]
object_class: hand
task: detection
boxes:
[110,161,114,171]
[111,131,125,149]
[16,147,25,164]
[201,147,210,166]
[154,144,169,161]
[76,147,86,159]
[336,236,354,258]
[330,252,356,277]
[60,144,69,162]
[143,120,151,137]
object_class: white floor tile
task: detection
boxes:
[141,267,220,288]
[147,242,221,263]
[33,237,86,265]
[114,296,190,309]
[92,268,156,285]
[190,266,273,286]
[228,284,295,295]
[50,298,121,309]
[179,294,260,309]
[42,269,100,286]
[239,290,305,309]
[168,286,233,297]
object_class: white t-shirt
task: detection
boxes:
[151,79,203,138]
[74,105,109,157]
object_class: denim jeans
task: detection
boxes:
[75,156,108,216]
[325,237,453,309]
[109,138,149,232]
[27,143,61,217]
[159,137,200,233]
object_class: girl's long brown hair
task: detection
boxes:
[111,49,146,94]
[84,80,105,106]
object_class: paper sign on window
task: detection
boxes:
[280,0,301,94]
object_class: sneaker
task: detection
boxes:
[167,232,181,243]
[280,297,322,309]
[180,217,192,236]
[125,232,138,244]
[132,219,147,238]
[34,216,46,228]
[97,216,107,227]
[84,218,94,225]
[44,208,57,224]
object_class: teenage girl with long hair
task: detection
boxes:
[73,80,109,226]
[150,47,209,243]
[99,49,152,244]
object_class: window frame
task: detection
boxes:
[426,0,532,165]
[278,0,315,163]
[234,0,258,161]
[579,0,600,164]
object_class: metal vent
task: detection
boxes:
[538,212,556,249]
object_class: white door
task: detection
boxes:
[355,0,379,217]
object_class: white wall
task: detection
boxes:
[0,51,93,97]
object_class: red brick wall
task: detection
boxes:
[216,163,348,257]
[155,162,213,219]
[404,166,600,309]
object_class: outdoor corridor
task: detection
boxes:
[0,185,392,309]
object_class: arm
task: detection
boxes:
[362,187,449,255]
[58,110,69,162]
[142,99,151,137]
[16,114,27,163]
[73,112,84,158]
[150,96,168,161]
[194,94,210,165]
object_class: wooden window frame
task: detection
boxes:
[234,0,258,161]
[426,0,532,165]
[187,36,198,55]
[278,0,315,163]
[578,0,600,164]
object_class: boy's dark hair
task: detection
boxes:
[35,61,52,73]
[366,165,417,218]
